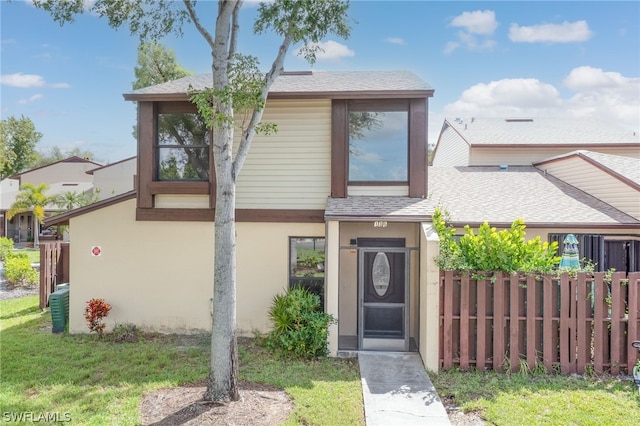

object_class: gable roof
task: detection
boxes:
[535,150,640,189]
[441,117,639,147]
[86,156,136,175]
[9,156,102,180]
[123,70,434,101]
[428,166,640,228]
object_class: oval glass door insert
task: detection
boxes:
[372,252,391,296]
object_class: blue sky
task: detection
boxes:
[1,0,639,163]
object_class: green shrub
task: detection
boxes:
[264,286,335,359]
[433,207,560,273]
[0,237,14,261]
[3,253,38,286]
[110,323,140,343]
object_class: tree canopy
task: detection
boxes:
[0,115,42,178]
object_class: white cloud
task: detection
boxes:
[1,73,46,88]
[450,10,498,35]
[297,40,355,61]
[0,72,70,88]
[385,37,405,45]
[509,20,593,43]
[17,94,44,104]
[445,10,498,54]
[443,67,639,130]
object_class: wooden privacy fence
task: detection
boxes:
[39,242,70,309]
[440,271,640,375]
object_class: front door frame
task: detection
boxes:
[358,245,410,351]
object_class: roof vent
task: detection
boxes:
[499,164,509,171]
[505,118,533,122]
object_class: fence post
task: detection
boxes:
[443,270,454,369]
[628,272,640,373]
[493,272,505,372]
[576,273,589,374]
[476,276,488,371]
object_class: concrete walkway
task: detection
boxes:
[359,352,451,426]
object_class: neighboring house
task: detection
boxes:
[432,117,639,167]
[45,71,445,370]
[429,117,640,273]
[86,156,136,201]
[1,156,100,242]
[428,165,640,272]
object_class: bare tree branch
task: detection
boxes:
[183,0,215,51]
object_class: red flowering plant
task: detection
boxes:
[84,298,112,336]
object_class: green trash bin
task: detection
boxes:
[50,286,70,333]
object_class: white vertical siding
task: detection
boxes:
[92,158,136,200]
[540,157,640,220]
[432,126,470,167]
[236,99,331,210]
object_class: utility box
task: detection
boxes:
[50,285,70,333]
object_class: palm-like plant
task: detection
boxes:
[7,183,52,247]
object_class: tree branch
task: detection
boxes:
[183,0,215,51]
[228,1,242,61]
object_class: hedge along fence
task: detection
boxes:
[440,271,640,375]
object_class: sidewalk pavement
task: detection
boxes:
[359,352,451,426]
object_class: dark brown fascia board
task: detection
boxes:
[535,152,640,191]
[43,190,137,226]
[473,143,640,148]
[136,208,325,223]
[443,221,640,230]
[86,156,136,175]
[123,90,434,103]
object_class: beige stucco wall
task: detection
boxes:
[67,197,324,334]
[92,158,136,200]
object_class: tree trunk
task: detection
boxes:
[204,123,240,403]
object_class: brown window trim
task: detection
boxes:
[331,98,427,198]
[136,208,325,223]
[137,101,216,213]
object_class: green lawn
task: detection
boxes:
[0,296,364,425]
[431,366,640,426]
[3,296,638,425]
[11,248,40,264]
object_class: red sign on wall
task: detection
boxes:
[91,246,102,257]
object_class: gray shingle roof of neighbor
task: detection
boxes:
[535,150,640,186]
[443,117,639,146]
[124,70,434,99]
[325,196,437,221]
[427,166,640,226]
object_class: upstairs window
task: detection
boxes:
[157,112,209,181]
[348,103,408,183]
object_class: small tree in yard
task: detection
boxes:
[34,0,351,403]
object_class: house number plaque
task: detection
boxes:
[372,252,391,296]
[374,221,388,228]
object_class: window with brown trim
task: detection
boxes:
[156,112,210,181]
[348,101,409,184]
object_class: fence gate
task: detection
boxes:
[39,242,70,309]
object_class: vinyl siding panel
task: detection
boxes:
[471,146,640,166]
[348,185,409,196]
[541,157,640,220]
[92,158,136,200]
[432,126,470,167]
[236,99,331,209]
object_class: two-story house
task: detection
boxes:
[45,71,444,370]
[1,156,100,242]
[430,117,640,272]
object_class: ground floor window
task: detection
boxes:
[289,237,325,308]
[549,233,640,272]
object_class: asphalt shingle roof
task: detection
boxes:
[580,151,640,184]
[125,71,433,98]
[325,196,437,221]
[444,117,639,146]
[428,166,640,226]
